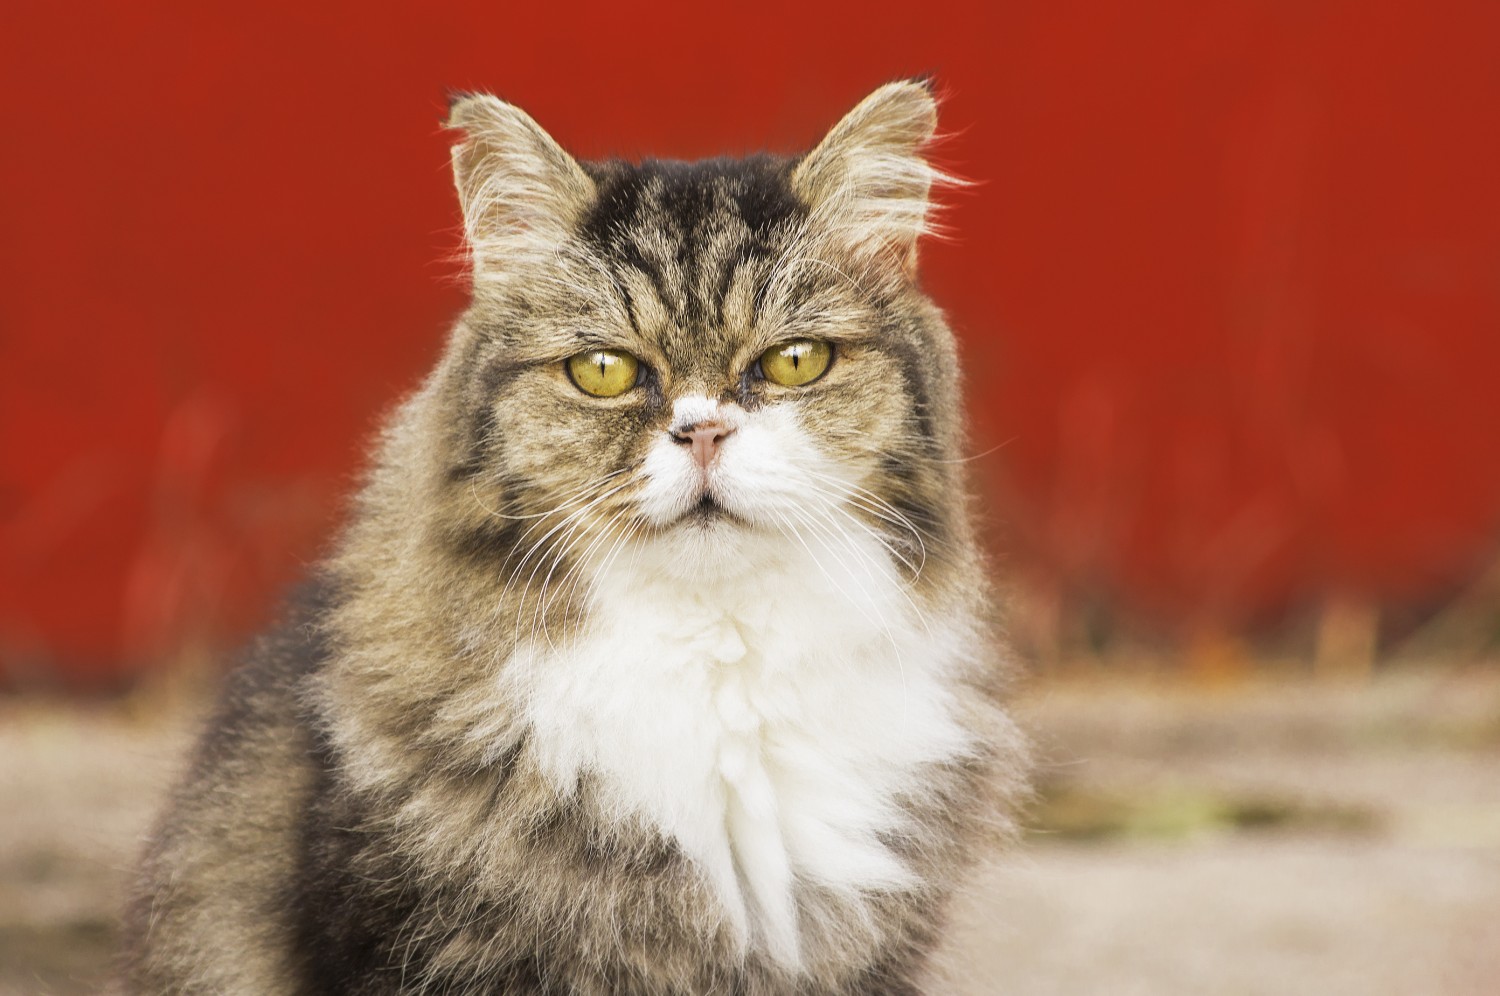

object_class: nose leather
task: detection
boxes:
[673,420,734,470]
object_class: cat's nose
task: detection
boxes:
[671,420,735,470]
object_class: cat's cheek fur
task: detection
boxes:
[708,405,819,523]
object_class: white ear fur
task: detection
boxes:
[791,80,948,276]
[447,95,595,279]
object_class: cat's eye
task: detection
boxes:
[758,340,832,387]
[567,349,640,397]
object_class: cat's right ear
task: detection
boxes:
[446,94,595,275]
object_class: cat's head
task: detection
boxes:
[434,81,969,587]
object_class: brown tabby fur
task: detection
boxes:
[121,80,1028,995]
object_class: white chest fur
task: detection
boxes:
[502,529,973,967]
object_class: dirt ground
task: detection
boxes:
[2,665,1498,995]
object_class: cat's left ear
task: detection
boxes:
[446,94,595,276]
[792,79,946,278]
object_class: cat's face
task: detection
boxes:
[443,83,960,583]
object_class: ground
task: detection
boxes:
[2,666,1498,994]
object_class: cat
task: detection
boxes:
[121,79,1029,995]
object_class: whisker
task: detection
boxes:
[799,499,934,640]
[780,503,912,723]
[930,437,1016,465]
[473,469,624,522]
[798,468,933,567]
[798,480,926,578]
[539,504,634,646]
[771,506,885,638]
[564,514,643,639]
[519,493,625,650]
[498,480,633,620]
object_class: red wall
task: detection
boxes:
[3,1,1499,683]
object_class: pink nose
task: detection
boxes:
[672,420,735,469]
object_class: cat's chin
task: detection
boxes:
[631,506,772,582]
[680,495,744,527]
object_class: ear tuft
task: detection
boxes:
[791,80,950,275]
[444,89,477,119]
[446,94,594,280]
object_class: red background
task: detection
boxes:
[4,1,1499,684]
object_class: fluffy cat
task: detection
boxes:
[121,79,1028,995]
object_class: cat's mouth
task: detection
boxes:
[681,493,743,526]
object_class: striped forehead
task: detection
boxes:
[577,157,806,359]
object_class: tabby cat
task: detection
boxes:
[122,79,1028,995]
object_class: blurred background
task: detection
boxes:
[2,1,1498,993]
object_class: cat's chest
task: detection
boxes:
[502,537,972,966]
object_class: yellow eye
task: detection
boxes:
[567,349,640,397]
[759,339,832,387]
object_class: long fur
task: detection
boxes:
[121,79,1029,995]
